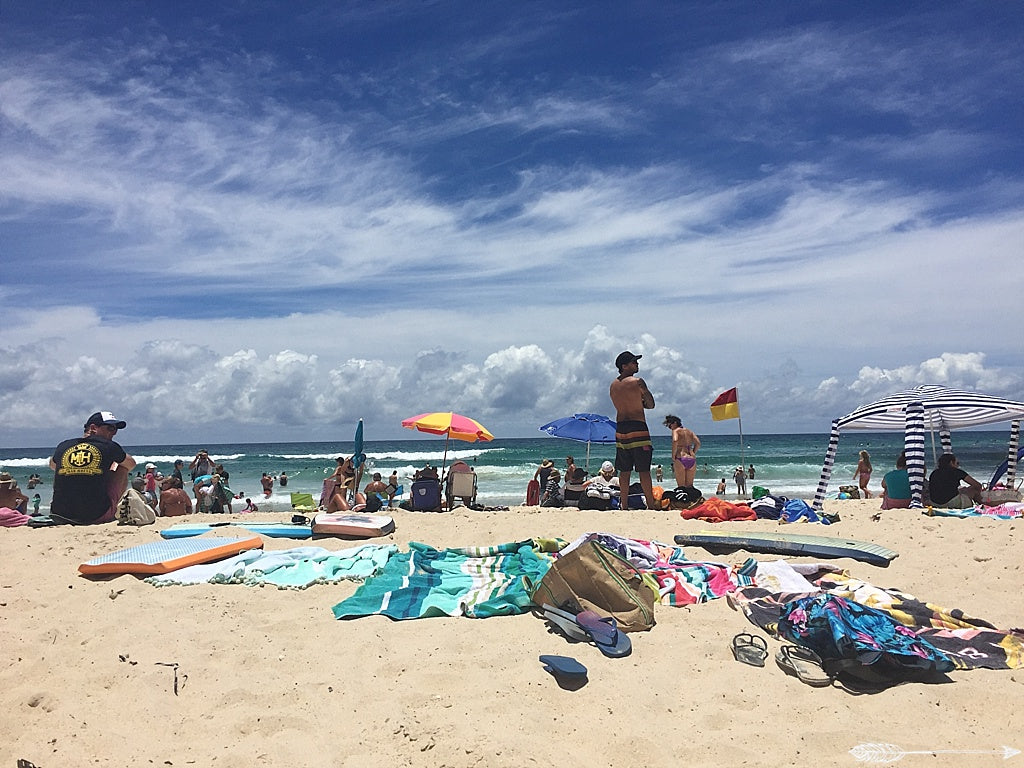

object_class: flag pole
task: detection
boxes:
[737,388,745,478]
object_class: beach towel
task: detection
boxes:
[555,533,754,607]
[646,546,755,606]
[145,544,397,589]
[924,504,1023,519]
[777,593,955,681]
[331,540,551,621]
[680,497,757,522]
[730,571,1024,671]
[0,506,30,527]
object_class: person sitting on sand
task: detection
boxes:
[327,477,366,513]
[363,472,389,506]
[854,450,873,499]
[159,476,193,517]
[928,453,982,508]
[880,452,912,509]
[540,469,564,507]
[243,497,258,513]
[563,466,587,505]
[49,411,136,525]
[0,472,29,514]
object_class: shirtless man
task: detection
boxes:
[158,476,193,517]
[609,351,657,509]
[663,415,701,488]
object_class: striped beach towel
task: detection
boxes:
[331,540,552,621]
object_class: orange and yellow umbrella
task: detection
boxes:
[401,412,494,478]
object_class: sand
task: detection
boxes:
[2,498,1022,767]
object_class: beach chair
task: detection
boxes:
[410,477,442,511]
[445,461,478,510]
[290,492,317,513]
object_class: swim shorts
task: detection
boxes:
[676,456,697,470]
[614,420,653,473]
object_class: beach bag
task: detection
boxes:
[838,485,860,499]
[117,488,156,526]
[528,540,656,632]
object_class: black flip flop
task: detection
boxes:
[731,632,769,667]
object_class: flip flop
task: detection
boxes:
[775,645,832,687]
[541,604,591,642]
[576,610,632,658]
[731,633,769,667]
[539,654,588,680]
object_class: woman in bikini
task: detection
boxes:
[663,414,700,489]
[854,450,873,499]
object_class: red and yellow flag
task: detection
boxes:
[710,388,740,421]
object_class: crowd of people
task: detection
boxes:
[4,351,1009,525]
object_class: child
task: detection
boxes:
[31,493,42,515]
[243,497,258,513]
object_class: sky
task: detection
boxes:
[2,1,1023,447]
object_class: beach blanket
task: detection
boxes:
[777,593,955,678]
[145,544,397,589]
[331,540,552,621]
[553,533,755,607]
[0,506,30,527]
[730,570,1024,670]
[924,504,1023,519]
[680,497,756,522]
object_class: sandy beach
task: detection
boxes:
[2,497,1022,768]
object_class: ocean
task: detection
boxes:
[3,430,1015,512]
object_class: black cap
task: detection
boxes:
[85,411,127,429]
[615,351,642,370]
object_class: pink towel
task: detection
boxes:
[0,506,30,527]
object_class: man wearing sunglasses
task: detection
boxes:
[49,411,137,524]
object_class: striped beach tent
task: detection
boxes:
[812,385,1024,510]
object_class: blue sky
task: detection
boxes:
[2,1,1023,446]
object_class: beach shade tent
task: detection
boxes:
[812,385,1024,510]
[538,413,616,471]
[401,412,494,481]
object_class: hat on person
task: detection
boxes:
[85,411,127,429]
[0,472,14,487]
[600,461,615,473]
[615,350,642,370]
[146,463,156,470]
[540,459,554,468]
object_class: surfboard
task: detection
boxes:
[526,479,541,506]
[79,535,264,575]
[160,522,313,539]
[311,512,395,538]
[673,530,898,567]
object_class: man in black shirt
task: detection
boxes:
[49,411,137,524]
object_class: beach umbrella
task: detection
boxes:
[401,412,494,480]
[350,419,366,504]
[538,413,616,471]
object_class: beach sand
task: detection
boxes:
[2,498,1021,767]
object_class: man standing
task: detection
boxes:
[609,351,657,509]
[49,411,137,524]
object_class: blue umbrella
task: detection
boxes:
[539,413,616,471]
